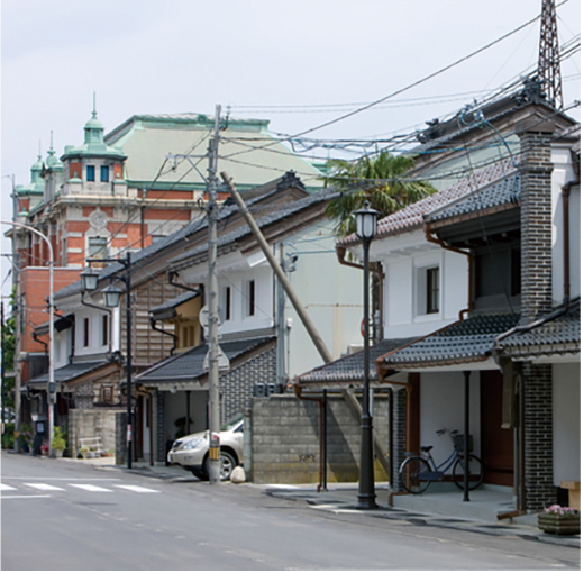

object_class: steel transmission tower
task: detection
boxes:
[538,0,564,109]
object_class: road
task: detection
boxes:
[1,452,579,570]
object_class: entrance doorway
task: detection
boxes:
[480,371,513,486]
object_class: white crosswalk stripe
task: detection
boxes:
[1,481,161,495]
[114,485,160,493]
[69,484,113,492]
[25,483,65,491]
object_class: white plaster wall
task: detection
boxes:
[551,148,580,302]
[74,307,110,358]
[553,363,581,484]
[442,249,469,321]
[383,247,468,338]
[216,263,274,336]
[284,220,363,377]
[386,257,413,327]
[420,372,482,463]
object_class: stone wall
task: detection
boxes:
[69,408,124,460]
[248,392,389,485]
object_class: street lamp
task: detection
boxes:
[82,253,133,469]
[353,201,379,510]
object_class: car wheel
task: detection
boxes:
[202,451,237,481]
[220,451,236,481]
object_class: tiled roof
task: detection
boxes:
[137,336,274,383]
[426,174,519,223]
[150,290,200,314]
[338,158,515,245]
[381,314,520,368]
[498,301,580,357]
[28,361,110,385]
[298,337,418,383]
[169,189,336,267]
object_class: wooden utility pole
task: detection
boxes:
[207,106,222,484]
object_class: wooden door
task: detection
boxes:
[480,371,513,486]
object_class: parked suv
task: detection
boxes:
[168,419,244,481]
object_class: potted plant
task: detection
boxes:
[52,426,66,458]
[538,505,580,535]
[18,423,33,454]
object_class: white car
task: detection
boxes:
[168,419,244,481]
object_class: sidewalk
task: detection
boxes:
[96,462,580,549]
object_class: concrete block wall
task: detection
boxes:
[249,393,389,485]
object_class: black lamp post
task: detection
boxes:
[81,253,133,469]
[353,201,379,510]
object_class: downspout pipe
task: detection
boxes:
[32,332,48,354]
[149,316,177,356]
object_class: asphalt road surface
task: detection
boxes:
[2,453,579,570]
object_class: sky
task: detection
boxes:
[1,0,580,302]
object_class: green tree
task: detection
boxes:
[2,287,16,409]
[324,151,435,237]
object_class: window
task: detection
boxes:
[86,165,95,181]
[416,265,439,317]
[220,287,231,322]
[100,165,109,182]
[102,314,109,346]
[151,235,165,244]
[101,386,113,402]
[247,280,255,317]
[426,267,439,314]
[83,318,90,347]
[89,237,109,260]
[20,295,26,335]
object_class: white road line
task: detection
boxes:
[25,483,65,491]
[69,484,112,493]
[114,485,160,493]
[1,495,51,500]
[0,483,17,491]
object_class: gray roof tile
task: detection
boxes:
[28,361,110,385]
[498,301,580,356]
[299,337,418,382]
[426,174,519,223]
[138,336,274,383]
[338,158,516,245]
[382,314,520,368]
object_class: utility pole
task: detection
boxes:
[9,175,20,451]
[1,300,5,437]
[207,105,222,484]
[275,244,286,392]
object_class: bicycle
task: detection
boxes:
[399,428,484,494]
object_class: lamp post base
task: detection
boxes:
[356,493,377,510]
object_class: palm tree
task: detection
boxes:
[324,151,435,237]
